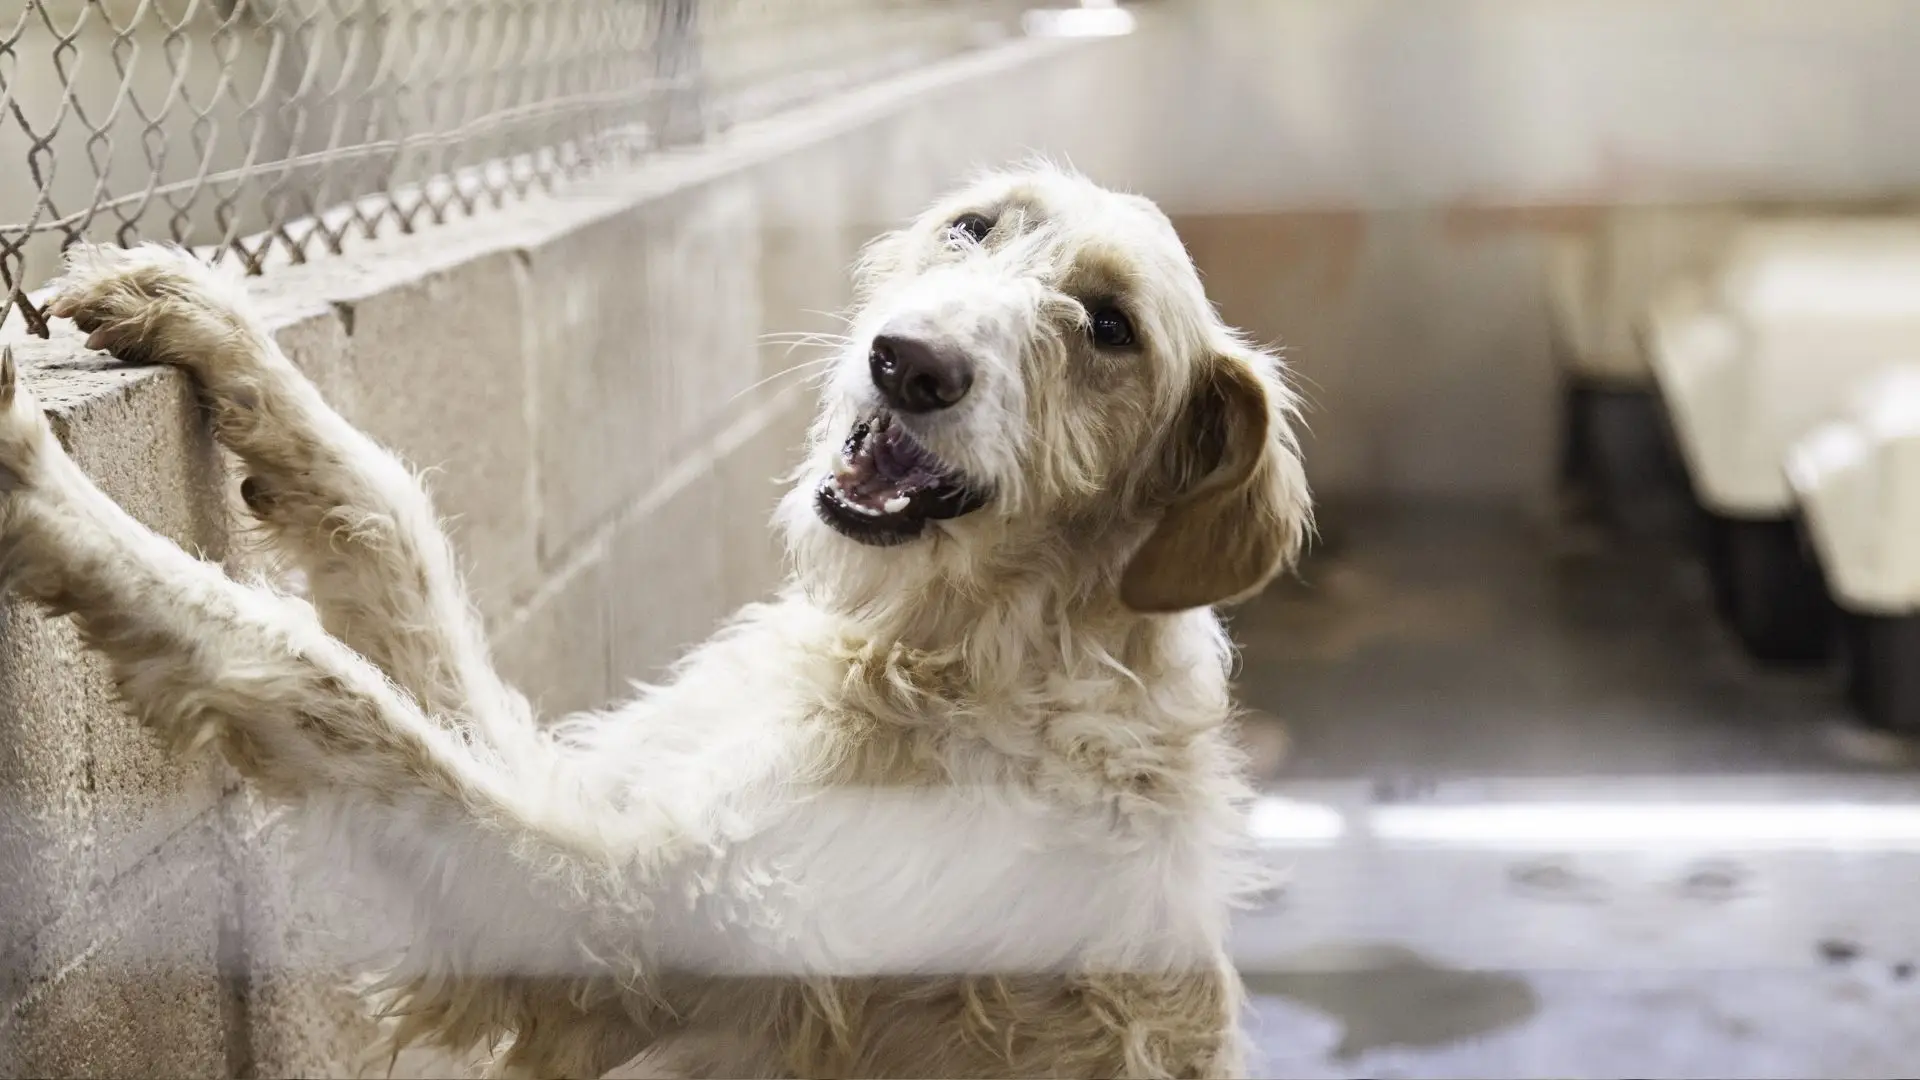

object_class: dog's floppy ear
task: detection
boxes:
[1120,348,1310,613]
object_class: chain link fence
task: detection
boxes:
[0,0,1027,335]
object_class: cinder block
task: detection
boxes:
[606,463,728,687]
[0,818,237,1080]
[225,793,475,1080]
[597,386,811,688]
[329,253,541,623]
[0,348,231,963]
[715,390,812,613]
[493,552,615,720]
[519,213,659,567]
[523,181,764,569]
[268,303,361,419]
[52,358,236,883]
[751,142,862,399]
[641,181,764,428]
[0,599,96,974]
[865,110,959,226]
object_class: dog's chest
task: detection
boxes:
[666,776,1225,981]
[665,714,1232,982]
[650,622,1241,977]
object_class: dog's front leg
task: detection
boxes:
[0,351,648,967]
[44,243,533,753]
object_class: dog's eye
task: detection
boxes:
[1088,306,1136,349]
[949,213,995,244]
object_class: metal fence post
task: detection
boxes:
[652,0,708,149]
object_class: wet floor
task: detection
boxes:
[1230,499,1920,1078]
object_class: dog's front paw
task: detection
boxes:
[46,242,251,371]
[0,348,53,495]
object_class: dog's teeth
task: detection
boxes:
[882,495,910,514]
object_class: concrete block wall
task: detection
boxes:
[0,1,1031,302]
[0,30,1139,1079]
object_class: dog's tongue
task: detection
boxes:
[834,421,944,513]
[870,423,940,487]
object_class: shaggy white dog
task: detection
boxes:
[0,163,1310,1079]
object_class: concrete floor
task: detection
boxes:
[1230,499,1920,1078]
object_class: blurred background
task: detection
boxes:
[9,1,1920,1076]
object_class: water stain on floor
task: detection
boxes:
[1242,942,1540,1060]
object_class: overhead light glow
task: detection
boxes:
[1022,3,1136,39]
[1371,801,1920,850]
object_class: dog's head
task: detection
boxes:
[781,164,1310,616]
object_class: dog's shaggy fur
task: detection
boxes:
[0,164,1309,1079]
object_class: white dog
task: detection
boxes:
[0,163,1310,1079]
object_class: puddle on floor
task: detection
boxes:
[1242,942,1540,1059]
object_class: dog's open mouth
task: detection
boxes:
[814,411,988,545]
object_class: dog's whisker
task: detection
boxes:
[758,331,850,346]
[729,357,837,405]
[758,337,851,362]
[758,338,848,357]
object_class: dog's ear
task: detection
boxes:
[1120,348,1310,613]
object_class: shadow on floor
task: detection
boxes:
[1232,498,1912,784]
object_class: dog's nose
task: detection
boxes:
[869,333,973,413]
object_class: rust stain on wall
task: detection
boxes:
[1440,202,1609,242]
[1171,209,1368,306]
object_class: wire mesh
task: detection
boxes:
[0,0,1025,335]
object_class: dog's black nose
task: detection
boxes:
[869,334,973,413]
